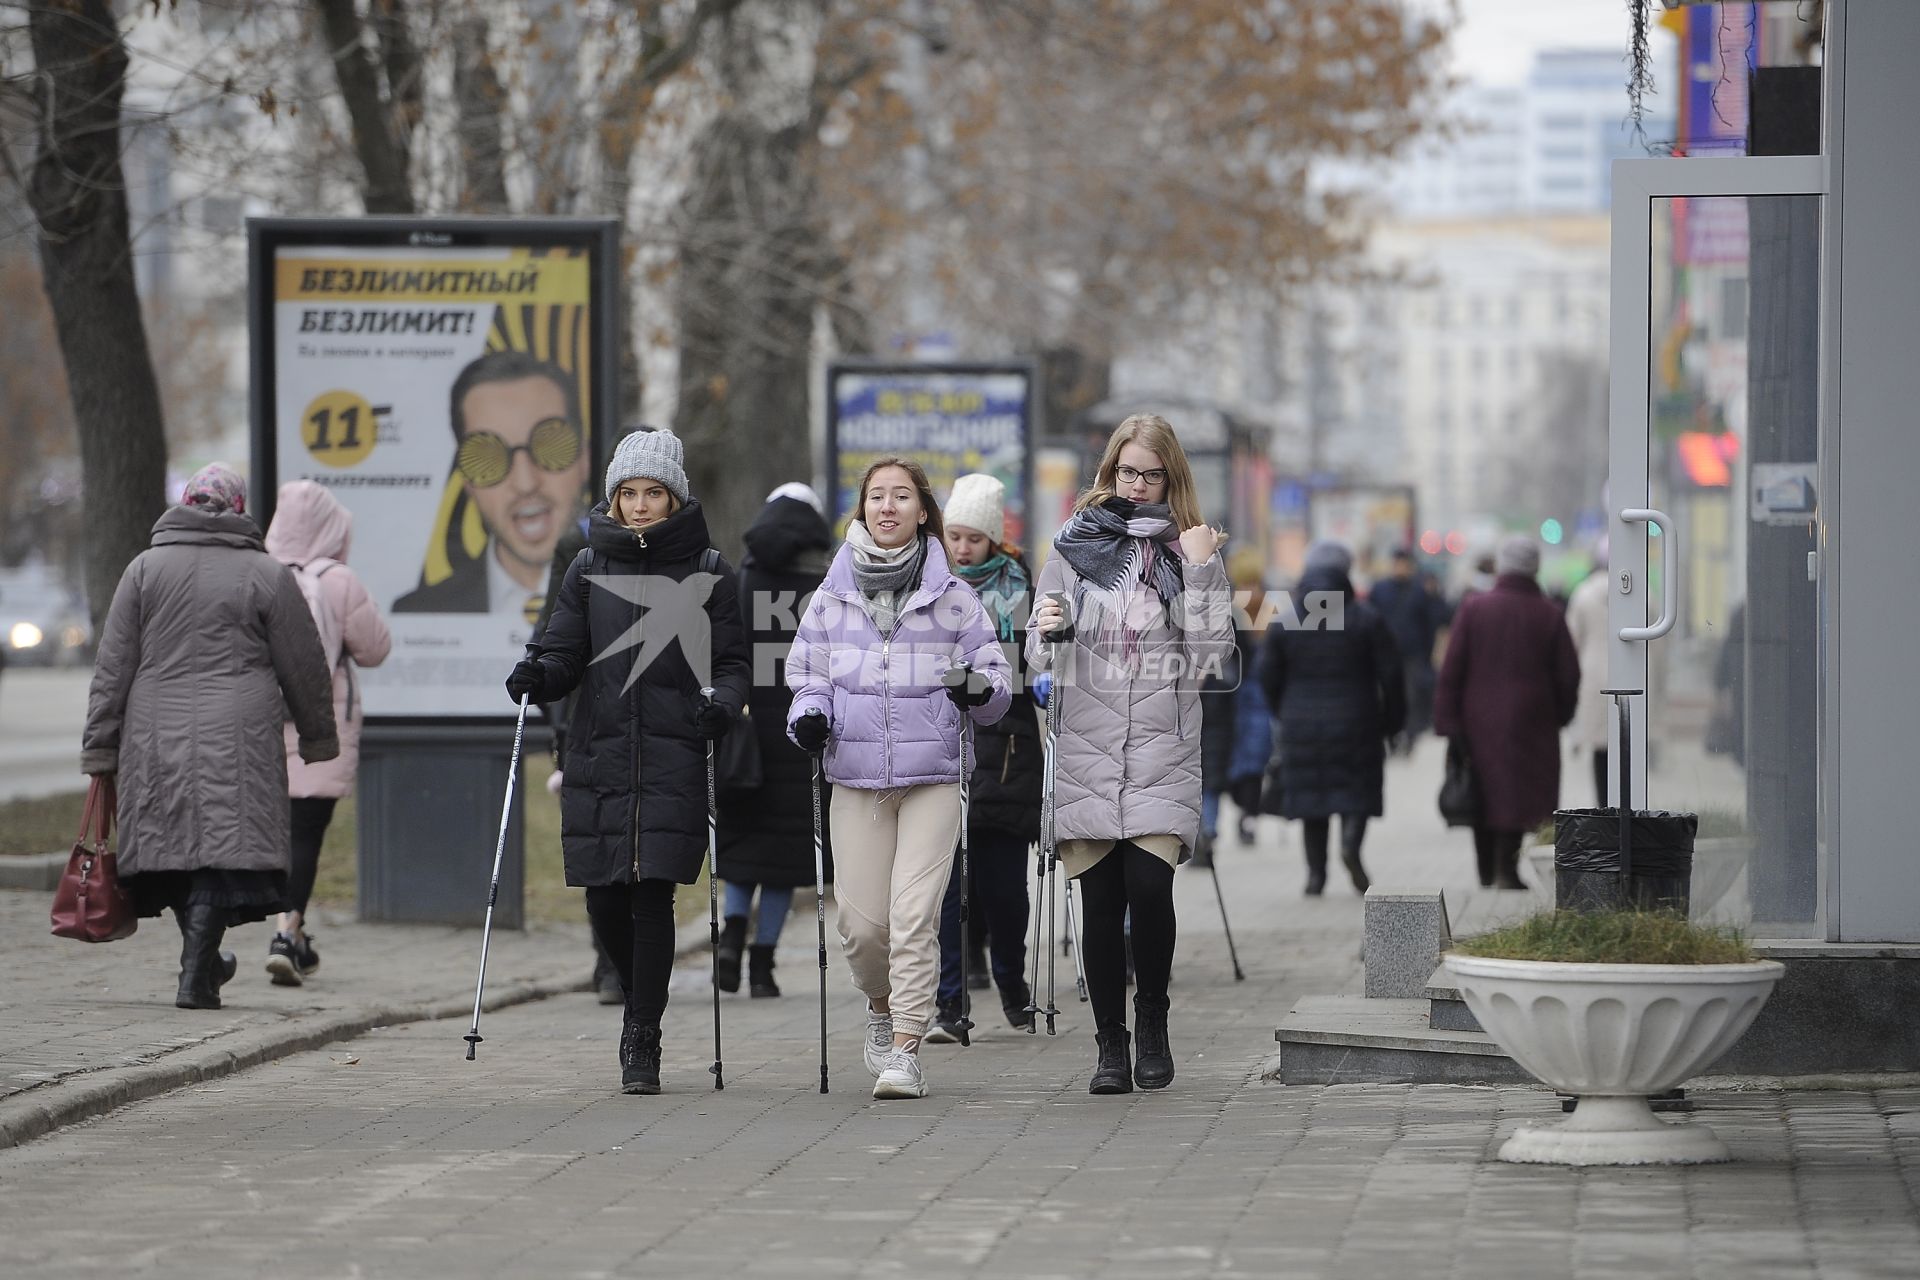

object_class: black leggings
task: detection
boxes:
[1076,841,1175,1036]
[583,879,679,1026]
[1301,815,1368,866]
[287,797,338,918]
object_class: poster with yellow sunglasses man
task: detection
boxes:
[391,349,590,621]
[264,226,607,719]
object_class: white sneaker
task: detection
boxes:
[864,1007,895,1078]
[872,1046,928,1099]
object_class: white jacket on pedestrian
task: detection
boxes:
[1565,568,1611,751]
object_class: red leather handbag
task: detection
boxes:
[50,776,138,942]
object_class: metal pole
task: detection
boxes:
[702,688,725,1090]
[810,750,830,1093]
[464,694,530,1060]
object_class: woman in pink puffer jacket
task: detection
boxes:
[786,457,1011,1101]
[263,480,392,986]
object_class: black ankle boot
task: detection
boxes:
[174,903,233,1010]
[1304,850,1327,896]
[620,1018,663,1094]
[1342,848,1371,895]
[747,944,780,997]
[1090,1028,1134,1094]
[715,916,747,993]
[1133,994,1174,1089]
[1000,979,1034,1031]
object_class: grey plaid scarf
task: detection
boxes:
[1052,498,1183,666]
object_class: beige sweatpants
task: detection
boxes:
[829,783,962,1037]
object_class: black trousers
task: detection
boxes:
[937,828,1031,1006]
[1471,826,1525,886]
[583,879,679,1027]
[1300,815,1369,870]
[1076,841,1175,1036]
[287,797,338,918]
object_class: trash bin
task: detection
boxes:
[1553,688,1697,915]
[1553,806,1696,913]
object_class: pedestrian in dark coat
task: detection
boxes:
[508,429,751,1094]
[1195,632,1253,865]
[1260,541,1405,895]
[82,464,338,1011]
[714,482,835,999]
[1226,641,1274,843]
[1369,549,1450,753]
[926,474,1042,1042]
[1433,534,1580,889]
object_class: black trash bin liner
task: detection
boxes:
[1552,807,1698,914]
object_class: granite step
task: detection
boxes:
[1423,965,1482,1033]
[1271,994,1532,1086]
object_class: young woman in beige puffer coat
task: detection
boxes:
[1028,415,1235,1096]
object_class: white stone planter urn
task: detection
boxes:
[1441,953,1785,1166]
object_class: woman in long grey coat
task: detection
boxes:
[82,465,338,1010]
[1028,415,1235,1097]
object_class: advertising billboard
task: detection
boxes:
[248,217,619,720]
[826,362,1036,549]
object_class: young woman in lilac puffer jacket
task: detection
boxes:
[786,457,1011,1101]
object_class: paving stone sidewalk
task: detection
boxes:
[4,740,1918,1277]
[0,887,602,1147]
[2,857,1918,1279]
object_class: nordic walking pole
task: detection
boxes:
[1034,595,1074,1034]
[465,692,531,1060]
[806,723,830,1094]
[701,688,726,1090]
[940,663,979,1047]
[1063,876,1089,1002]
[1044,835,1061,1034]
[1023,842,1045,1034]
[1025,696,1057,1032]
[1208,858,1246,982]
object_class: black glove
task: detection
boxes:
[942,665,993,709]
[694,700,733,741]
[793,710,831,753]
[1041,591,1075,644]
[506,657,545,704]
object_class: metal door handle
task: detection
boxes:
[1618,508,1676,641]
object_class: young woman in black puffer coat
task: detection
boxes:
[925,474,1041,1043]
[713,483,836,998]
[507,429,751,1095]
[1260,540,1405,895]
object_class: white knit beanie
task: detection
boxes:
[944,473,1005,545]
[766,481,824,515]
[605,428,689,505]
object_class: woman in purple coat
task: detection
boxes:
[786,457,1011,1101]
[1434,535,1580,889]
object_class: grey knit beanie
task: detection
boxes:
[605,428,689,505]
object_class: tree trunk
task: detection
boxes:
[673,114,823,553]
[673,4,832,552]
[25,0,170,633]
[316,0,415,214]
[453,17,512,212]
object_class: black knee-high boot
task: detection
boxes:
[175,903,237,1010]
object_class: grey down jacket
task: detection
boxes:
[82,506,338,876]
[1025,548,1235,856]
